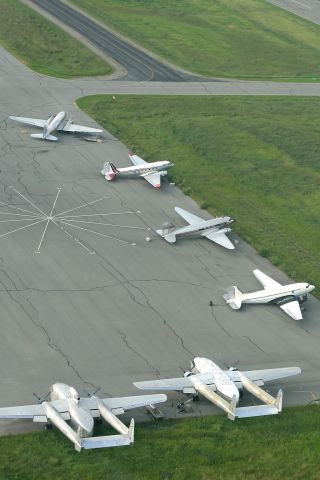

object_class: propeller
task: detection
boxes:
[32,391,50,404]
[223,360,240,371]
[83,386,101,398]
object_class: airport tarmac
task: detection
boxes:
[0,47,320,435]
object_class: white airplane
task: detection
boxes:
[9,111,103,141]
[101,152,173,188]
[134,357,301,420]
[156,207,235,249]
[0,383,166,451]
[224,269,315,320]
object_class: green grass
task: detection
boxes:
[70,0,320,81]
[1,406,320,479]
[0,0,111,78]
[77,95,320,295]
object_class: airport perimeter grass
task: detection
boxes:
[0,0,111,78]
[71,0,320,81]
[0,406,320,480]
[77,95,320,295]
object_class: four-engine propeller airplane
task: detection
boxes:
[134,357,301,420]
[101,152,173,188]
[156,207,235,249]
[9,111,103,141]
[0,383,166,451]
[224,269,315,320]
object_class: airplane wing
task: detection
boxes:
[9,116,46,128]
[59,123,102,133]
[203,230,234,249]
[227,367,301,386]
[0,399,69,420]
[134,373,215,392]
[280,300,303,320]
[142,172,161,188]
[128,153,147,166]
[253,269,282,288]
[174,207,203,225]
[100,394,167,412]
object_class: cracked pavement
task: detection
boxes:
[0,47,320,435]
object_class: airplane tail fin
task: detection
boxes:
[31,133,58,141]
[223,286,243,309]
[128,418,135,444]
[275,389,283,412]
[101,162,118,181]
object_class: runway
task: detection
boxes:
[28,0,204,82]
[0,47,320,436]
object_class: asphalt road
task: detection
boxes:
[28,0,204,82]
[0,48,320,437]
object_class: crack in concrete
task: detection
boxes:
[117,329,160,377]
[5,291,109,396]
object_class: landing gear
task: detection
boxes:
[44,423,53,430]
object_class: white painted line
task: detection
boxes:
[9,186,48,217]
[0,201,41,217]
[59,220,132,245]
[0,217,44,223]
[289,0,312,9]
[58,219,145,229]
[53,220,95,254]
[35,219,51,253]
[49,188,61,217]
[0,219,46,238]
[58,212,134,219]
[55,196,109,217]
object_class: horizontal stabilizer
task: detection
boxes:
[31,133,58,141]
[81,432,131,449]
[236,405,279,418]
[223,286,243,309]
[157,230,176,243]
[81,419,134,449]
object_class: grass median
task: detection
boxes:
[71,0,320,81]
[0,0,111,78]
[0,405,319,479]
[77,94,320,295]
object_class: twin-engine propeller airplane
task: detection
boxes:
[134,357,301,420]
[0,383,166,451]
[156,207,235,249]
[224,269,315,320]
[9,111,103,141]
[101,152,173,188]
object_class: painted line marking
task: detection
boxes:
[289,0,312,9]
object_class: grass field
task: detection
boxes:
[0,406,320,479]
[70,0,320,81]
[77,95,320,296]
[0,0,111,78]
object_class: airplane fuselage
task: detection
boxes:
[50,382,94,436]
[193,357,239,402]
[241,282,314,305]
[174,217,233,239]
[44,111,66,138]
[116,160,172,177]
